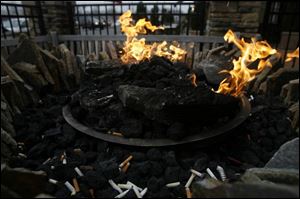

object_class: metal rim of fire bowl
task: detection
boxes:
[62,94,251,147]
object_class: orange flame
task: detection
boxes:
[285,47,299,62]
[119,10,186,64]
[216,30,277,97]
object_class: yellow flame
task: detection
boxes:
[285,47,299,62]
[216,29,277,97]
[119,10,186,64]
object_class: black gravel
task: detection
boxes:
[9,91,297,198]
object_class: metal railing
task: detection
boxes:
[260,1,299,67]
[1,2,46,39]
[72,2,207,36]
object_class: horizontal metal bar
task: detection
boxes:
[58,34,225,43]
[1,3,39,8]
[73,3,195,7]
[1,35,49,47]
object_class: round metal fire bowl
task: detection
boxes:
[62,94,251,147]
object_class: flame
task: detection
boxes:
[119,10,186,64]
[285,47,299,62]
[216,29,277,97]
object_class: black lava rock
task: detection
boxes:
[166,123,186,140]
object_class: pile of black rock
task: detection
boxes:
[9,85,296,198]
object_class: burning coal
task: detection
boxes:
[119,10,186,64]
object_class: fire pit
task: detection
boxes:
[63,94,250,147]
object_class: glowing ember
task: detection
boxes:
[119,10,186,64]
[285,47,299,62]
[215,29,277,97]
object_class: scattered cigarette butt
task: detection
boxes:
[115,189,130,198]
[121,162,130,173]
[166,182,180,188]
[186,187,192,198]
[112,132,123,137]
[127,181,142,192]
[42,158,51,165]
[18,153,27,158]
[89,189,95,198]
[206,168,218,180]
[51,166,55,170]
[140,187,148,197]
[17,142,25,146]
[118,183,132,190]
[190,169,205,178]
[74,167,84,176]
[133,186,142,198]
[119,155,133,168]
[109,179,123,194]
[73,178,80,192]
[62,158,67,165]
[185,173,196,188]
[64,181,76,195]
[49,179,58,184]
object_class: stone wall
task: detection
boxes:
[40,1,75,34]
[205,1,263,36]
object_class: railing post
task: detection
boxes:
[49,31,59,46]
[35,1,47,35]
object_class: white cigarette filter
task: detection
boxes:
[190,169,205,178]
[74,167,84,177]
[109,179,123,194]
[62,158,67,165]
[140,187,148,197]
[48,179,58,184]
[206,168,218,180]
[185,173,196,188]
[166,182,181,188]
[216,165,227,181]
[115,189,130,198]
[133,186,142,198]
[118,183,132,190]
[64,181,76,195]
[127,181,143,191]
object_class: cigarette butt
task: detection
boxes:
[42,158,51,165]
[18,153,27,158]
[206,168,218,180]
[89,189,95,198]
[112,132,123,137]
[74,167,84,176]
[119,155,133,168]
[17,142,25,146]
[185,173,196,188]
[118,183,132,190]
[186,187,192,198]
[115,189,130,198]
[60,155,65,161]
[121,162,130,173]
[73,178,80,192]
[109,179,123,194]
[62,158,67,165]
[133,186,142,198]
[140,187,148,197]
[49,179,58,184]
[51,165,55,170]
[64,181,76,195]
[166,182,180,188]
[127,181,142,191]
[190,169,205,178]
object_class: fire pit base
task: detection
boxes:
[62,94,251,147]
